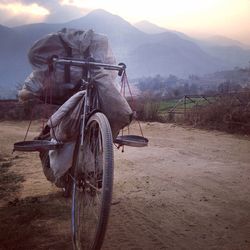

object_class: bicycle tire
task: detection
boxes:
[72,112,114,250]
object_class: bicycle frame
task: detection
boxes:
[52,57,124,249]
[52,57,126,149]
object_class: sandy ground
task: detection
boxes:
[0,120,250,250]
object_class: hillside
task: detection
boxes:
[135,20,250,70]
[0,9,249,97]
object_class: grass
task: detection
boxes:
[136,96,216,122]
[158,99,178,111]
[158,97,215,112]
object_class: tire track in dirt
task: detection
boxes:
[103,198,175,250]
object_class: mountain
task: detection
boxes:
[14,23,62,45]
[67,9,142,37]
[0,25,32,98]
[0,9,249,97]
[134,20,167,34]
[134,20,192,41]
[127,31,223,77]
[202,45,250,68]
[134,20,250,68]
[196,36,250,68]
[202,35,250,49]
[66,9,148,61]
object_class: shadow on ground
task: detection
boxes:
[0,155,72,250]
[0,193,72,250]
[0,155,25,201]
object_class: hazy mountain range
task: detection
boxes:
[0,9,250,98]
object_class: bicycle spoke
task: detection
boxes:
[85,181,101,193]
[72,113,113,250]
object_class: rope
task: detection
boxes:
[23,65,52,142]
[47,69,60,143]
[42,73,50,129]
[23,107,34,141]
[121,71,144,137]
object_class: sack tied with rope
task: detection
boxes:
[19,28,133,181]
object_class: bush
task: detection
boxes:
[185,92,250,134]
[0,100,57,121]
[132,96,162,122]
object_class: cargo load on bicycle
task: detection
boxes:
[19,28,133,139]
[18,28,133,181]
[15,28,148,250]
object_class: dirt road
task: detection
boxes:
[0,121,250,249]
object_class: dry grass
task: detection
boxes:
[134,98,162,122]
[185,94,250,134]
[0,100,58,121]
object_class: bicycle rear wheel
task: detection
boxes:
[72,112,114,250]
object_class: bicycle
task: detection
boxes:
[52,57,126,250]
[14,56,148,250]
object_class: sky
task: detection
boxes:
[0,0,249,45]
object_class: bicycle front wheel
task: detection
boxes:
[72,112,114,250]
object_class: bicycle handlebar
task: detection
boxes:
[51,57,126,76]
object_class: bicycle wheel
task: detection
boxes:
[72,112,114,250]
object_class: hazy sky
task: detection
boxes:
[0,0,249,44]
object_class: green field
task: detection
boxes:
[158,97,214,112]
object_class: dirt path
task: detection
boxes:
[0,121,250,249]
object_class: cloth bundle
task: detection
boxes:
[19,28,133,180]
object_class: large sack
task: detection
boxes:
[92,69,133,138]
[19,29,116,103]
[22,28,132,138]
[49,139,75,180]
[27,29,116,100]
[18,70,46,101]
[47,81,132,141]
[47,90,85,141]
[28,29,115,69]
[19,28,133,180]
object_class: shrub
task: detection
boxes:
[0,100,57,121]
[131,96,162,122]
[185,92,250,134]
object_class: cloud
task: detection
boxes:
[0,0,90,26]
[0,1,50,26]
[20,0,91,22]
[0,2,49,16]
